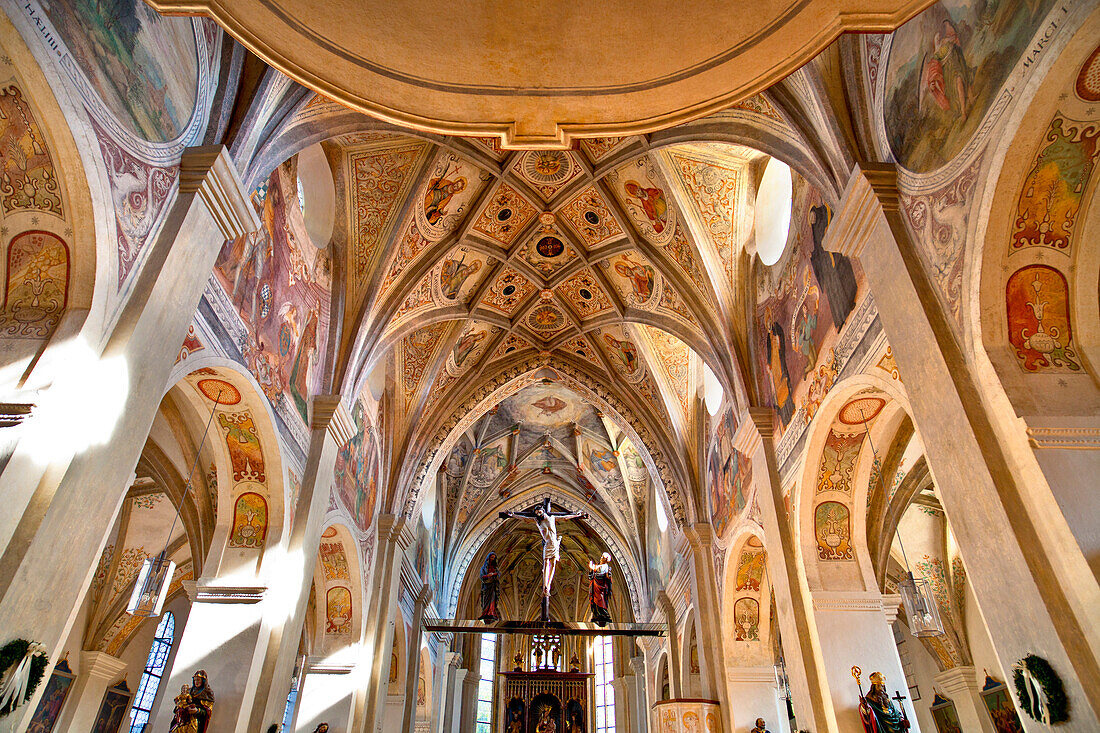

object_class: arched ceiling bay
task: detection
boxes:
[149,0,931,146]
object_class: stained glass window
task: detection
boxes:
[128,612,175,733]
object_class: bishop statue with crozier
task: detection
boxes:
[500,497,587,621]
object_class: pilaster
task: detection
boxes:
[248,394,352,730]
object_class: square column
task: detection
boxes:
[724,667,780,733]
[933,666,995,733]
[53,651,127,732]
[0,145,258,726]
[807,591,917,732]
[293,658,357,732]
[248,396,354,730]
[735,410,833,732]
[824,163,1100,729]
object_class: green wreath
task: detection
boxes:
[0,638,49,717]
[1013,653,1069,725]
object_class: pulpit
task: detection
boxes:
[501,670,592,732]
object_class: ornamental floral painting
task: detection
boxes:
[1,231,69,338]
[325,586,352,635]
[816,501,853,560]
[1006,265,1080,372]
[1010,116,1100,252]
[228,491,267,549]
[214,162,331,424]
[884,0,1058,173]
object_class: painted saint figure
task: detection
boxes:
[751,718,771,733]
[858,672,910,733]
[479,552,500,623]
[614,254,655,301]
[624,180,668,233]
[499,498,587,621]
[424,165,467,226]
[766,321,794,423]
[588,552,613,626]
[440,254,481,299]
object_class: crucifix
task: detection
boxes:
[892,690,910,724]
[500,497,588,621]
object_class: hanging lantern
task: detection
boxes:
[127,552,176,618]
[898,570,944,637]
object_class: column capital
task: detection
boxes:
[312,394,354,445]
[376,514,409,548]
[305,656,356,675]
[630,655,646,677]
[881,593,903,624]
[933,665,981,697]
[725,666,777,684]
[78,650,127,680]
[683,523,714,551]
[178,145,260,240]
[822,162,900,259]
[187,580,267,604]
[734,408,772,455]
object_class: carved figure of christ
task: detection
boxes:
[500,498,587,619]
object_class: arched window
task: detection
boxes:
[475,633,497,733]
[128,612,175,733]
[593,635,616,733]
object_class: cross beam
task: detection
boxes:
[423,619,665,637]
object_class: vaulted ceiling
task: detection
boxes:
[151,0,932,145]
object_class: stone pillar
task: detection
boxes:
[933,666,994,733]
[824,163,1100,730]
[1,145,258,728]
[457,664,480,733]
[438,652,466,733]
[355,515,412,732]
[53,651,127,732]
[806,591,915,732]
[4,145,257,726]
[611,676,631,733]
[736,409,833,732]
[630,656,649,733]
[656,592,683,699]
[725,667,779,733]
[293,658,357,733]
[683,525,733,733]
[150,581,269,732]
[247,396,354,730]
[400,585,432,731]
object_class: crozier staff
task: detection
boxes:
[500,497,587,621]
